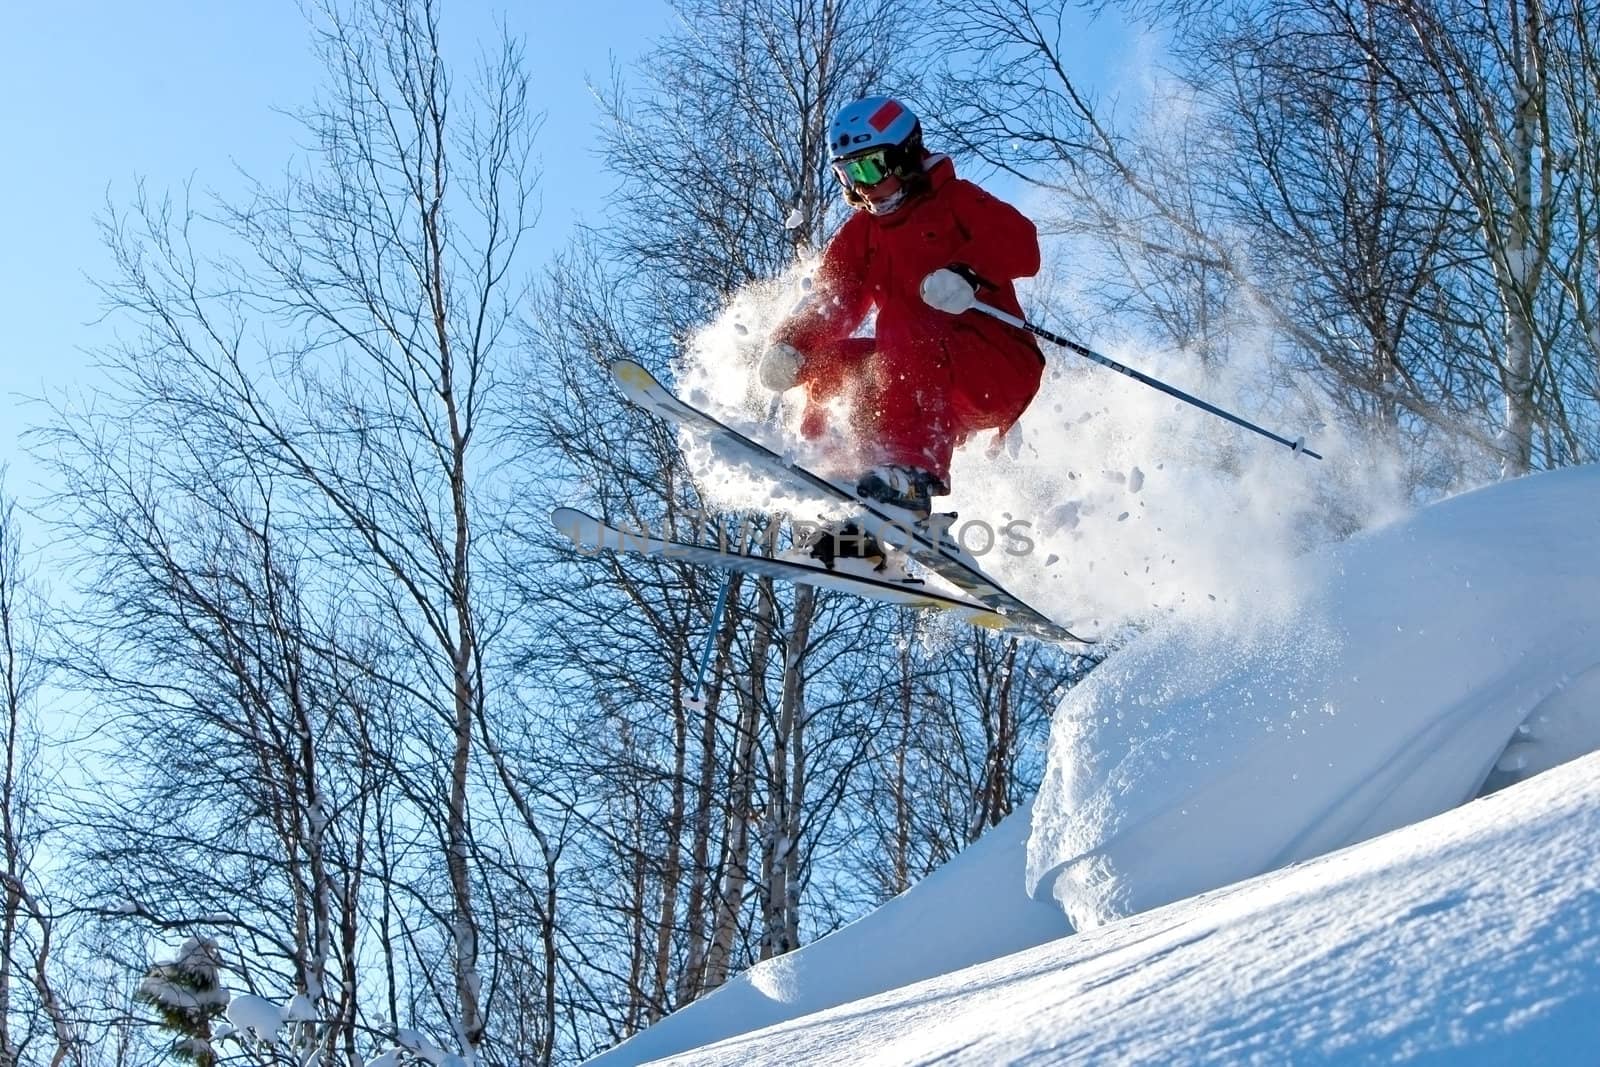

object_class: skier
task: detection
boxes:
[758,96,1046,519]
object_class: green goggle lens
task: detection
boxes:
[837,151,892,187]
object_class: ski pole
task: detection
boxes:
[689,510,766,705]
[690,574,733,706]
[973,301,1323,461]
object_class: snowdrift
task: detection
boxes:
[1028,465,1600,928]
[644,748,1600,1065]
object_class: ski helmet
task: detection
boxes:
[828,97,925,211]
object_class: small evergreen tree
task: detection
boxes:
[136,937,229,1066]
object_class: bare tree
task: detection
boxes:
[845,622,1092,903]
[1549,1,1600,431]
[40,0,558,1061]
[1258,0,1591,472]
[0,481,76,1066]
[1192,3,1498,477]
[40,431,398,1061]
[931,0,1600,481]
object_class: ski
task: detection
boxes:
[552,507,1037,636]
[608,359,1090,645]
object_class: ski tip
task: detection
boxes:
[610,359,657,389]
[550,507,601,550]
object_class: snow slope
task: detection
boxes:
[590,466,1600,1065]
[643,748,1600,1065]
[586,801,1069,1067]
[1028,464,1600,929]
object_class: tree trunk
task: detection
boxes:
[678,574,745,1005]
[705,578,775,989]
[650,666,690,1020]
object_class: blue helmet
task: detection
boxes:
[829,96,921,161]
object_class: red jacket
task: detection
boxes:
[775,155,1044,479]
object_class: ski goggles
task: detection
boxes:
[834,149,895,187]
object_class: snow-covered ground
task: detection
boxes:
[590,466,1600,1065]
[1029,463,1600,929]
[638,748,1600,1065]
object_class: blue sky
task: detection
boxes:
[0,0,673,506]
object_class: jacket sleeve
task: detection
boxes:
[943,179,1041,284]
[772,218,874,395]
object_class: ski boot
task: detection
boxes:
[854,465,947,520]
[855,466,984,571]
[793,465,945,579]
[789,518,917,582]
[798,519,886,572]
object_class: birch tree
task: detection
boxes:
[46,0,558,1060]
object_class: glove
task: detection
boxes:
[758,343,804,391]
[920,267,979,314]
